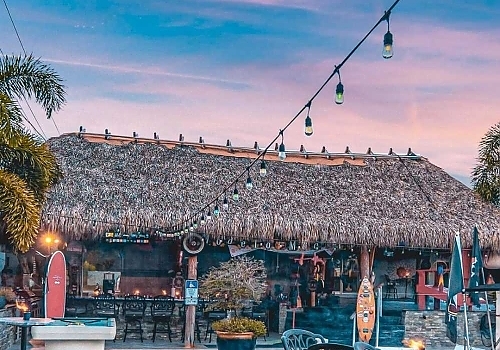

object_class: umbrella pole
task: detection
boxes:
[462,291,471,350]
[480,267,495,350]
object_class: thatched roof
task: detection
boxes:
[41,133,500,250]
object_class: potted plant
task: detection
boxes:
[199,256,268,350]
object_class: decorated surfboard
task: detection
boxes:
[356,276,376,343]
[44,250,67,318]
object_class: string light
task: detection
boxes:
[246,168,253,190]
[233,182,239,201]
[200,215,206,225]
[171,0,402,234]
[278,131,286,161]
[259,160,267,177]
[206,209,212,221]
[335,70,344,105]
[304,101,313,136]
[383,11,394,59]
[223,194,229,210]
[213,203,220,217]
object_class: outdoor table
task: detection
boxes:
[0,317,54,350]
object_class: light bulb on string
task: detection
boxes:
[213,203,220,217]
[206,209,212,221]
[335,70,344,105]
[383,11,393,59]
[223,194,229,210]
[193,221,198,229]
[304,101,313,136]
[260,159,267,177]
[200,215,206,225]
[246,168,253,190]
[278,130,286,161]
[233,183,239,201]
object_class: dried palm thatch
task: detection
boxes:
[41,133,500,250]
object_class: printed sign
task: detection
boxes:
[185,279,198,305]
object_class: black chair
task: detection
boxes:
[122,295,146,342]
[281,328,326,350]
[205,310,227,343]
[93,294,119,318]
[150,295,175,342]
[309,343,354,350]
[384,275,398,299]
[65,295,88,317]
[250,305,269,339]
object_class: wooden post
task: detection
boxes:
[496,291,500,350]
[184,255,197,348]
[359,246,370,283]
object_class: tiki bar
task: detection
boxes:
[1,132,500,349]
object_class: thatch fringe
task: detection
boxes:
[40,134,500,249]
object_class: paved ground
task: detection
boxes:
[8,332,285,349]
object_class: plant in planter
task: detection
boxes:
[199,256,267,350]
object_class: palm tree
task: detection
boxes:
[471,122,500,207]
[0,54,66,252]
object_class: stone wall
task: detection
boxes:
[0,307,16,350]
[404,310,484,349]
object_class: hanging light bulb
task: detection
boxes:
[223,196,229,210]
[335,82,344,105]
[383,13,393,59]
[213,204,220,217]
[278,131,286,161]
[189,223,194,232]
[200,215,206,225]
[206,209,212,221]
[233,185,239,201]
[304,101,313,136]
[260,160,267,177]
[193,221,198,229]
[246,169,253,190]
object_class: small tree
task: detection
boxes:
[199,256,267,312]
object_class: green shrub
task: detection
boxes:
[212,317,266,338]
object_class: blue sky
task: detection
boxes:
[1,0,499,185]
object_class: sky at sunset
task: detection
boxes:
[1,0,499,186]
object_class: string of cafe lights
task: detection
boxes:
[48,212,448,254]
[170,0,401,235]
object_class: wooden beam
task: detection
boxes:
[184,255,197,348]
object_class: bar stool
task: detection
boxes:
[150,295,175,342]
[384,275,398,299]
[122,295,146,342]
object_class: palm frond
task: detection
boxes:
[0,169,40,252]
[0,93,26,147]
[472,122,500,206]
[0,54,66,118]
[0,132,61,202]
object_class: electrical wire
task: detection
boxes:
[0,48,47,140]
[2,0,61,137]
[173,0,402,232]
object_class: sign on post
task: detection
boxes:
[185,279,198,305]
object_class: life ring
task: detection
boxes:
[182,233,205,255]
